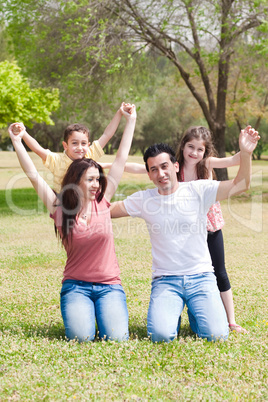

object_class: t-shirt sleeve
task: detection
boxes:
[85,140,104,160]
[43,150,58,173]
[123,191,145,218]
[198,180,220,212]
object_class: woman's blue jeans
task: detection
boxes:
[147,273,229,343]
[60,280,129,342]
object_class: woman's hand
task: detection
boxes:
[120,103,136,120]
[8,123,26,141]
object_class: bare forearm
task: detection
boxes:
[22,132,48,161]
[112,119,136,167]
[11,136,56,212]
[98,109,122,148]
[216,151,251,201]
[105,116,136,201]
[12,137,39,182]
[232,151,251,191]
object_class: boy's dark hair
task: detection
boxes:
[63,123,90,143]
[143,143,177,171]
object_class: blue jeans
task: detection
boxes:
[60,280,129,342]
[147,273,229,342]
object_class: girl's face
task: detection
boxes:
[183,138,206,165]
[79,167,100,200]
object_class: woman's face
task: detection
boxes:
[183,138,206,165]
[79,166,100,200]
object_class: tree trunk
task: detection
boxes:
[213,125,228,181]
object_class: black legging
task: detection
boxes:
[207,229,231,292]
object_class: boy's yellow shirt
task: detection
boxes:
[43,140,104,193]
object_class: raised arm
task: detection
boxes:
[216,126,260,201]
[207,126,255,170]
[104,105,136,202]
[97,104,125,149]
[8,123,57,214]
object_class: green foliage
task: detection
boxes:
[0,61,60,128]
[2,0,268,156]
[252,138,268,160]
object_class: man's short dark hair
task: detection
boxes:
[143,143,177,171]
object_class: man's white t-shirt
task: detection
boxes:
[124,180,220,278]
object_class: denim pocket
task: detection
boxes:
[60,280,77,296]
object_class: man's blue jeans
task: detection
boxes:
[147,273,229,342]
[60,280,129,342]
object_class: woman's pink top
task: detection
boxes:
[51,197,121,284]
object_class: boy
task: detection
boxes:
[11,103,134,192]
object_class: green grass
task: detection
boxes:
[0,154,267,400]
[0,203,267,400]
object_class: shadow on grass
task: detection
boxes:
[0,322,65,341]
[0,321,194,343]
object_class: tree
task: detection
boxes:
[106,0,268,179]
[0,61,60,128]
[227,42,268,133]
[1,1,144,150]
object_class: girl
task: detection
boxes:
[176,126,247,333]
[8,103,136,342]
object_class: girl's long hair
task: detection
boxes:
[56,159,107,245]
[176,126,217,181]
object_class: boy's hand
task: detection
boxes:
[121,102,135,115]
[8,123,25,140]
[239,126,260,154]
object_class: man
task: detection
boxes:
[111,128,259,342]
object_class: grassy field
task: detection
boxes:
[0,152,267,400]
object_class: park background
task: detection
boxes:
[0,1,268,400]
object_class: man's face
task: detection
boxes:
[147,153,179,195]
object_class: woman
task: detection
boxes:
[8,103,136,342]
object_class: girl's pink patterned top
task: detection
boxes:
[206,201,225,232]
[180,167,224,232]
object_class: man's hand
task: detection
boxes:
[239,126,260,154]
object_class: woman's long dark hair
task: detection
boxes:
[176,126,217,181]
[56,159,107,245]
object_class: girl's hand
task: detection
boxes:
[8,123,25,140]
[239,126,260,154]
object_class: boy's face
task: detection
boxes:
[62,131,90,160]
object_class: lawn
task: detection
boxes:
[0,152,267,400]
